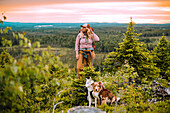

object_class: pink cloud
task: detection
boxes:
[2,1,170,23]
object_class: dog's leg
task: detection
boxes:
[98,98,100,106]
[105,97,108,105]
[88,91,91,107]
[89,97,92,107]
[95,98,97,108]
[101,99,106,105]
[111,96,116,105]
[101,97,106,105]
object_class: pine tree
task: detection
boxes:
[103,17,159,81]
[153,34,170,79]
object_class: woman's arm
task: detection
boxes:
[75,33,80,55]
[93,32,100,41]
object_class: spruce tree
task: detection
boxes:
[153,35,170,79]
[103,17,159,81]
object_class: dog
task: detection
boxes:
[91,81,103,107]
[85,77,95,107]
[92,81,118,107]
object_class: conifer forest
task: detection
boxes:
[0,16,170,113]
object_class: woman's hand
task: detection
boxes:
[76,54,79,60]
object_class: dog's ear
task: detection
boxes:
[99,81,103,87]
[99,81,102,85]
[90,77,92,80]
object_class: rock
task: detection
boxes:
[144,80,170,104]
[67,106,106,113]
[165,87,170,95]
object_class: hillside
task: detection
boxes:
[0,21,170,113]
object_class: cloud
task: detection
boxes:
[2,1,170,23]
[9,9,75,14]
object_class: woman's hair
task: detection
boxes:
[80,28,93,39]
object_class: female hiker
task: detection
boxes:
[75,23,100,79]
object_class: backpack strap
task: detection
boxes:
[92,40,96,49]
[78,35,82,51]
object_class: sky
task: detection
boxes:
[0,0,170,23]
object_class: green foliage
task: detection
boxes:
[0,24,73,112]
[79,66,100,81]
[0,50,13,67]
[103,19,160,81]
[70,79,88,106]
[0,27,12,47]
[0,16,169,113]
[98,63,169,113]
[58,67,100,112]
[0,13,12,47]
[0,49,70,112]
[58,79,88,112]
[152,35,170,79]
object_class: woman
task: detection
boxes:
[75,23,100,79]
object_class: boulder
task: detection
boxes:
[67,106,106,113]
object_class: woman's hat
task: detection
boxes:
[80,23,90,28]
[80,23,94,31]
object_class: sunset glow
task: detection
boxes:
[0,0,170,23]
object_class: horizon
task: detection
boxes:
[3,21,170,24]
[1,0,170,24]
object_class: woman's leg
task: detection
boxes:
[77,51,85,79]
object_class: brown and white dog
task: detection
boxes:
[92,82,118,107]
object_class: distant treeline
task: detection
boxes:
[1,23,170,52]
